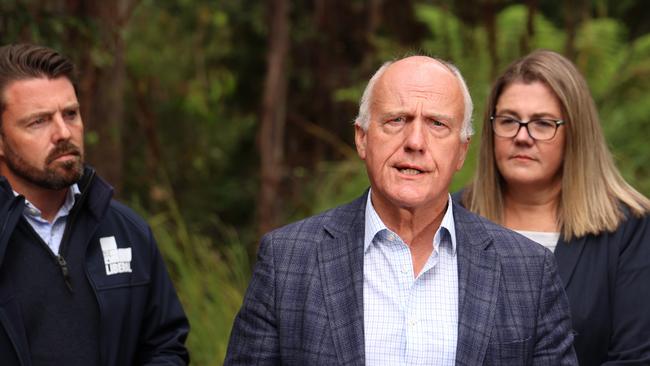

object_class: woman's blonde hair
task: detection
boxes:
[464,49,650,239]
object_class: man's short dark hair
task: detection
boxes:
[0,43,77,113]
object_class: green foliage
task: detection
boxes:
[596,32,650,194]
[575,19,628,98]
[141,196,248,365]
[3,2,650,364]
[496,4,565,61]
[416,4,466,60]
[122,0,263,237]
[120,4,263,356]
[299,159,369,218]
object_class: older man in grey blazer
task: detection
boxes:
[225,56,577,365]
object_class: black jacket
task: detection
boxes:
[0,167,189,365]
[453,192,650,365]
[555,212,650,365]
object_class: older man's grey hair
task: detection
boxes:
[353,57,474,141]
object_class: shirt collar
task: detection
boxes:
[15,183,81,220]
[363,189,457,255]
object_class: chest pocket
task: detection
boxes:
[87,235,151,290]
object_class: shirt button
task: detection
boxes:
[387,233,396,241]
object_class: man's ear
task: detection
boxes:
[354,124,367,160]
[456,137,470,171]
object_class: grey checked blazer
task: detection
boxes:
[225,192,577,365]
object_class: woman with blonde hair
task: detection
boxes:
[460,49,650,365]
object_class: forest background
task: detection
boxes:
[2,0,650,364]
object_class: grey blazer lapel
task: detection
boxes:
[453,203,500,366]
[317,194,366,365]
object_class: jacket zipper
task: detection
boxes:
[55,170,96,292]
[3,188,77,291]
[56,255,73,291]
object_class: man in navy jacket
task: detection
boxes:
[0,44,189,365]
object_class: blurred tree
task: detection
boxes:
[258,0,290,236]
[122,0,262,244]
[564,0,590,60]
[72,0,137,196]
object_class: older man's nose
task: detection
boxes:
[404,119,427,152]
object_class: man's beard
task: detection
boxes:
[3,140,83,190]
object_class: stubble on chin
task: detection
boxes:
[3,142,84,191]
[44,157,84,189]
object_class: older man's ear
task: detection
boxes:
[354,124,367,160]
[456,137,470,171]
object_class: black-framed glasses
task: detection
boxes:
[491,115,565,141]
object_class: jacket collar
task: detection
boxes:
[318,191,367,365]
[76,166,113,221]
[0,165,110,207]
[554,235,587,288]
[452,202,501,365]
[0,166,113,262]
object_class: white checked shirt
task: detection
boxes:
[364,191,459,366]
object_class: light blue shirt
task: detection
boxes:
[16,184,80,255]
[363,191,459,366]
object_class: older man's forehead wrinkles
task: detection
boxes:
[378,87,447,104]
[399,77,453,96]
[406,88,447,102]
[371,86,403,110]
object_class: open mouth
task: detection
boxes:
[397,168,423,175]
[395,163,426,175]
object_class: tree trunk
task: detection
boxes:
[483,0,499,80]
[85,32,126,196]
[66,0,136,197]
[360,0,382,76]
[564,1,577,61]
[564,0,589,61]
[258,0,290,237]
[522,0,538,54]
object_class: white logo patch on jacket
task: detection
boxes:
[100,236,132,275]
